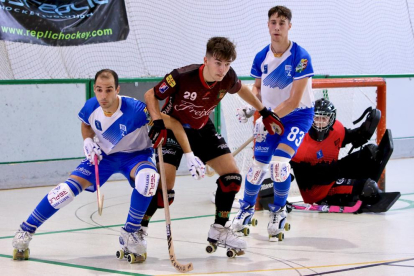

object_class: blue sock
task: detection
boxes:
[21,179,82,233]
[243,179,262,206]
[273,175,291,208]
[124,189,153,233]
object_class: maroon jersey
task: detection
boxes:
[154,64,242,129]
[292,121,345,165]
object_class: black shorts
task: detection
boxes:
[156,118,231,168]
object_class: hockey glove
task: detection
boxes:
[184,152,206,180]
[259,107,284,135]
[149,119,167,148]
[83,137,102,165]
[253,117,268,142]
[236,105,255,123]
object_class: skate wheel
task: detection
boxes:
[242,227,250,236]
[116,250,124,259]
[23,249,30,260]
[12,249,18,260]
[136,253,147,263]
[277,232,284,241]
[284,223,291,231]
[251,218,258,227]
[226,249,236,258]
[12,249,29,260]
[206,244,216,254]
[127,254,136,264]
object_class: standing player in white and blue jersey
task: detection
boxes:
[231,6,315,241]
[11,69,201,262]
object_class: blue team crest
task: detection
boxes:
[95,120,102,131]
[120,124,127,137]
[285,65,292,77]
[316,150,323,159]
[263,64,268,74]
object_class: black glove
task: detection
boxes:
[148,119,167,148]
[259,108,284,135]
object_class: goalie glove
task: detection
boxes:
[184,152,206,180]
[259,107,284,135]
[149,119,167,148]
[253,117,268,142]
[236,105,256,123]
[83,137,102,165]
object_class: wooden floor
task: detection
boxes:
[1,158,413,276]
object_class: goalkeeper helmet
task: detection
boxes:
[309,98,336,141]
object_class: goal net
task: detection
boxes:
[221,78,386,200]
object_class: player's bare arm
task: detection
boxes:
[274,77,309,118]
[236,84,265,111]
[251,78,262,101]
[81,122,95,139]
[161,113,191,153]
[144,88,162,121]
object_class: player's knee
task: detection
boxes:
[155,189,175,208]
[135,162,159,197]
[246,160,268,185]
[270,156,291,182]
[47,181,77,209]
[217,173,242,194]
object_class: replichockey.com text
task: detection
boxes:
[0,25,113,40]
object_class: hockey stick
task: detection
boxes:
[157,143,194,273]
[94,155,104,216]
[206,136,254,177]
[289,200,362,213]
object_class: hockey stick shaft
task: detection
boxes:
[157,144,194,272]
[206,136,254,177]
[290,200,362,213]
[94,155,104,216]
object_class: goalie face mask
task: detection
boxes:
[309,98,336,141]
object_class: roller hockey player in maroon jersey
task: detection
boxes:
[143,37,284,257]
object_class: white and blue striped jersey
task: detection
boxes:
[251,41,314,111]
[78,96,152,155]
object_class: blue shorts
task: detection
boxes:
[255,108,314,164]
[70,148,154,192]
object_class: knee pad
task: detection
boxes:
[217,173,242,194]
[270,156,291,182]
[246,160,268,185]
[135,162,160,197]
[156,189,175,208]
[47,183,75,209]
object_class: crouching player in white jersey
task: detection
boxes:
[231,6,315,241]
[11,69,203,262]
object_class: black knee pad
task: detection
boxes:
[216,173,242,194]
[156,189,175,208]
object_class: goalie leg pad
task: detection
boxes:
[246,160,269,185]
[47,182,76,209]
[270,156,291,183]
[156,189,175,208]
[135,166,160,197]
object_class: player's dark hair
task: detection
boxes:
[95,69,119,88]
[206,37,237,62]
[268,6,292,21]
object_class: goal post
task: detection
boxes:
[219,77,388,202]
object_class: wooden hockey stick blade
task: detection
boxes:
[94,155,104,216]
[206,136,254,177]
[157,144,193,272]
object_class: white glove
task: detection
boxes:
[236,105,255,123]
[184,152,205,180]
[83,137,102,165]
[254,117,268,143]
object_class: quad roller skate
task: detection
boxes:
[268,204,291,242]
[206,222,247,258]
[231,200,258,236]
[116,227,147,263]
[12,228,33,260]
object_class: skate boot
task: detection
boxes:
[116,227,147,263]
[267,204,291,242]
[12,228,34,260]
[231,199,257,236]
[206,221,247,258]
